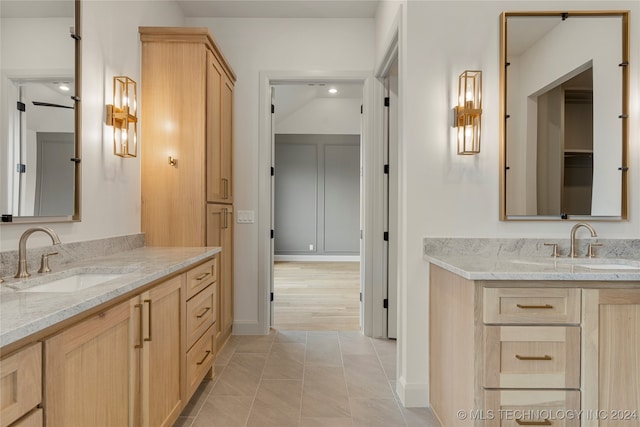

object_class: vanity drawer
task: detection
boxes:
[0,342,42,427]
[186,283,216,350]
[186,326,215,398]
[484,288,580,324]
[484,326,580,389]
[186,258,217,299]
[484,390,580,427]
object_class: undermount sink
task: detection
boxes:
[19,273,125,293]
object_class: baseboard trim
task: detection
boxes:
[274,255,361,262]
[232,321,268,335]
[396,376,429,407]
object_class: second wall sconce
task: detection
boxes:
[106,76,138,158]
[453,70,482,155]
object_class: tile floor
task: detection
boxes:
[175,330,440,427]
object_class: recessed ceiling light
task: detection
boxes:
[328,88,338,94]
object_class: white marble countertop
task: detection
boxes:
[0,246,221,350]
[424,254,640,281]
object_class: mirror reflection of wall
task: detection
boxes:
[503,12,627,220]
[1,1,76,219]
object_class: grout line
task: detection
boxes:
[336,331,355,426]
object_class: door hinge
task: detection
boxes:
[271,104,275,114]
[384,97,390,107]
[16,164,26,173]
[270,292,274,302]
[383,232,389,241]
[360,105,363,114]
[271,167,275,176]
[384,164,389,174]
[17,102,26,112]
[360,292,362,302]
[383,299,388,309]
[271,229,275,239]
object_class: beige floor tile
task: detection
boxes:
[372,337,397,380]
[343,354,395,400]
[401,406,441,427]
[263,344,305,380]
[350,398,406,427]
[275,330,308,343]
[300,417,354,427]
[215,335,240,367]
[305,332,342,366]
[212,353,267,396]
[338,332,377,356]
[191,395,253,427]
[301,366,351,418]
[180,379,214,416]
[246,379,302,427]
[235,333,275,353]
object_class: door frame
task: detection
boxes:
[256,70,387,336]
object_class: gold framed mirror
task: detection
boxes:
[499,11,629,221]
[0,0,81,224]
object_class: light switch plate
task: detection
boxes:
[237,210,255,224]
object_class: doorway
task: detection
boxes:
[270,82,363,331]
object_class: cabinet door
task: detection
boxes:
[0,342,41,427]
[206,51,224,203]
[582,289,640,427]
[221,73,234,203]
[44,299,138,427]
[206,203,234,349]
[140,276,183,427]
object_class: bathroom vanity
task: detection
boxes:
[0,245,221,427]
[425,240,640,427]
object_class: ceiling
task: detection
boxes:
[176,0,379,18]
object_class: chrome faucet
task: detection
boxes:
[15,227,61,278]
[569,222,597,258]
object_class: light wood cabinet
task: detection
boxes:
[44,299,136,427]
[0,343,42,427]
[44,275,183,427]
[206,204,234,350]
[139,26,235,357]
[429,264,640,426]
[582,289,640,427]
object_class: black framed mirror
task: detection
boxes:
[0,0,81,223]
[499,11,629,221]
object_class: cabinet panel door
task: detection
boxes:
[221,74,234,203]
[484,390,580,427]
[206,204,233,349]
[141,275,183,427]
[207,52,224,203]
[44,299,137,427]
[582,289,640,427]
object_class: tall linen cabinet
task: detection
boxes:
[139,27,235,352]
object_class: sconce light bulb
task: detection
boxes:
[328,88,338,94]
[122,129,128,141]
[59,84,70,91]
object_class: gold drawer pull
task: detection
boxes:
[515,354,552,361]
[195,272,210,281]
[196,350,211,365]
[516,419,551,426]
[196,307,211,318]
[517,304,553,309]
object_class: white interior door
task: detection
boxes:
[269,86,276,325]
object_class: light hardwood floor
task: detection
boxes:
[271,262,361,331]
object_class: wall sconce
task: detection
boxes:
[106,76,138,158]
[453,70,482,155]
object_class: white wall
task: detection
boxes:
[185,16,375,330]
[0,1,185,250]
[396,0,639,406]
